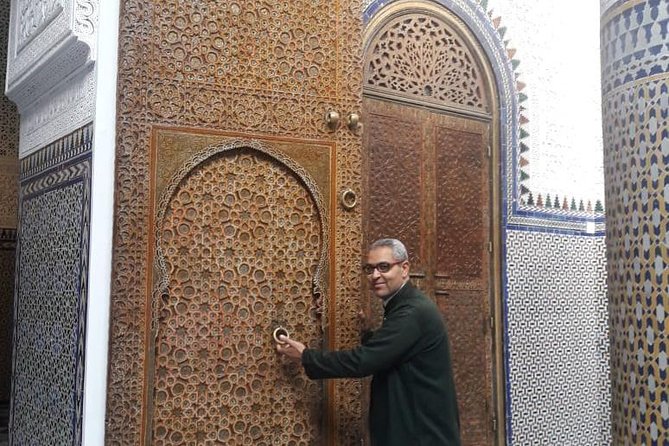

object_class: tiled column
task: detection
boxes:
[601,1,668,444]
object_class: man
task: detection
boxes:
[276,238,461,446]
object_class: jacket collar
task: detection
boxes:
[383,280,412,315]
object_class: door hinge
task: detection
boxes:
[487,241,493,253]
[492,417,498,432]
[489,316,494,330]
[487,145,491,158]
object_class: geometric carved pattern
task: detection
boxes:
[601,1,669,444]
[365,108,423,267]
[365,12,488,111]
[435,126,484,280]
[433,122,490,446]
[437,288,491,445]
[108,0,364,443]
[505,230,610,446]
[153,145,325,444]
[10,125,92,446]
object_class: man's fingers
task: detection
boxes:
[280,336,299,349]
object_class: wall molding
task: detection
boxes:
[5,0,98,157]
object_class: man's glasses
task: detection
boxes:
[362,261,403,275]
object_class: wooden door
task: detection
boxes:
[362,5,497,445]
[150,140,332,445]
[107,0,364,445]
[363,98,493,445]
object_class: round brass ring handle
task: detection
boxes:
[273,326,290,344]
[340,189,357,210]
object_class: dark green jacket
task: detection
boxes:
[302,282,461,446]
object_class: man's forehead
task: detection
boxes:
[367,246,394,259]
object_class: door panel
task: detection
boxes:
[147,133,336,445]
[363,96,493,446]
[153,147,325,444]
[108,0,364,443]
[363,106,424,270]
[435,124,488,283]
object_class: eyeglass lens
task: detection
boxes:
[363,262,393,274]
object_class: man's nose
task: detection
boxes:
[371,268,381,279]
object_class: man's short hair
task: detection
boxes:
[370,238,408,262]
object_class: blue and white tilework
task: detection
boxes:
[10,125,92,446]
[601,1,669,444]
[506,230,610,445]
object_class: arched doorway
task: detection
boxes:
[362,2,503,445]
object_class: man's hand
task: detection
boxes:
[358,308,373,333]
[275,335,306,362]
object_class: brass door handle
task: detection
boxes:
[340,189,357,210]
[272,326,290,344]
[347,112,361,132]
[325,110,340,131]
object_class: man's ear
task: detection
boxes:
[401,261,410,278]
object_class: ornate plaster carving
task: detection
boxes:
[5,0,98,156]
[19,65,95,156]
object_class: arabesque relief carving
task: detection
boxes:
[151,140,329,444]
[108,0,364,444]
[6,0,99,156]
[365,12,488,112]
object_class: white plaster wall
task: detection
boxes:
[488,0,605,206]
[82,0,119,443]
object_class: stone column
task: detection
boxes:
[601,1,668,444]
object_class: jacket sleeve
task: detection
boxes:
[302,305,423,379]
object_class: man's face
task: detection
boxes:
[366,246,409,299]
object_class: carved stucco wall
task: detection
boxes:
[5,0,98,156]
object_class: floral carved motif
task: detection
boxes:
[365,13,487,110]
[17,0,60,50]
